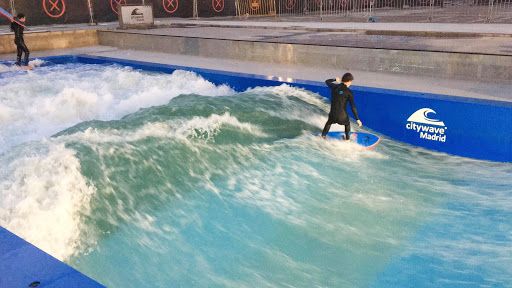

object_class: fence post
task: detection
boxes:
[87,0,96,25]
[429,0,433,22]
[486,0,495,23]
[368,1,374,20]
[9,0,15,16]
[193,0,198,18]
[320,0,323,19]
[235,0,241,18]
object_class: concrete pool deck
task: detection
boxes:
[2,19,512,55]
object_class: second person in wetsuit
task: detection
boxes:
[321,73,362,140]
[10,13,29,67]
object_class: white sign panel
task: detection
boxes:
[119,5,154,28]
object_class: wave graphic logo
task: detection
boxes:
[407,108,445,126]
[406,108,447,142]
[131,8,143,15]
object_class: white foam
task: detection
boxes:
[246,84,327,109]
[0,65,239,261]
[0,143,96,261]
[0,66,234,152]
[0,64,10,73]
[57,112,267,144]
[301,134,384,161]
[243,84,332,128]
[231,134,383,230]
[0,112,265,260]
[0,103,14,124]
[29,59,45,68]
[0,58,45,73]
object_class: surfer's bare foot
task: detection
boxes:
[321,135,326,140]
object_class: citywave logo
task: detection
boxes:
[130,8,145,22]
[405,108,447,142]
[131,8,143,15]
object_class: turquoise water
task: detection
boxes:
[1,63,511,287]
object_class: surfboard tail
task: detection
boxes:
[324,131,381,149]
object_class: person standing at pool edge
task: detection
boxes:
[321,73,362,140]
[10,13,30,68]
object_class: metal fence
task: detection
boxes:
[1,0,510,24]
[485,0,512,21]
[237,0,512,22]
[235,0,277,16]
[0,0,233,25]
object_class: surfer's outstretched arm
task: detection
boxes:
[325,78,337,88]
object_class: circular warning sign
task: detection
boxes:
[110,0,127,14]
[212,0,224,12]
[250,0,260,10]
[163,0,179,14]
[42,0,66,18]
[285,0,296,9]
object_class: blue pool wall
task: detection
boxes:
[0,227,104,287]
[66,54,511,162]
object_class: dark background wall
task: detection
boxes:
[12,0,90,25]
[153,0,194,18]
[92,0,150,22]
[197,0,236,17]
[0,0,236,26]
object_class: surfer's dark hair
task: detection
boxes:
[342,73,354,83]
[17,13,25,18]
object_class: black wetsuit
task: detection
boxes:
[11,19,29,66]
[321,79,360,140]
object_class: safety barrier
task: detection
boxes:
[0,0,509,24]
[0,0,236,25]
[275,0,511,22]
[235,0,277,17]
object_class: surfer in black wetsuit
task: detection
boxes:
[321,73,362,140]
[10,13,29,67]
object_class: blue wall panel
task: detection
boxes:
[0,227,104,288]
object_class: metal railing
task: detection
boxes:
[3,0,511,23]
[236,0,277,16]
[485,0,512,21]
[239,0,511,22]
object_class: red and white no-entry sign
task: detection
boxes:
[163,0,179,14]
[42,0,66,18]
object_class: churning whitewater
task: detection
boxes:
[1,63,236,260]
[1,63,511,288]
